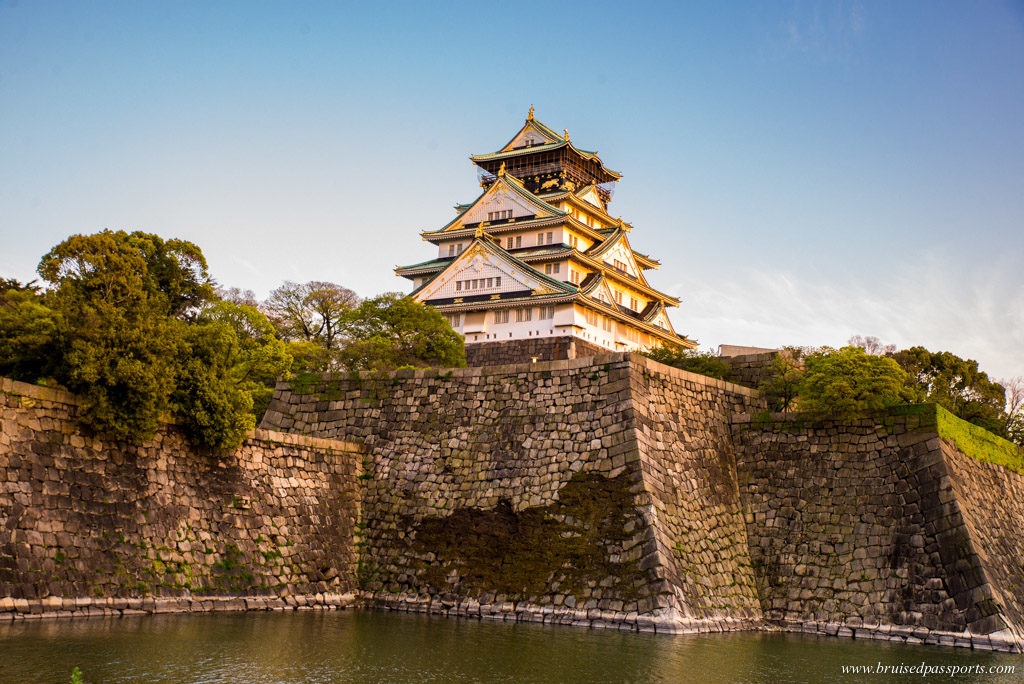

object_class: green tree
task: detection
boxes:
[0,280,62,382]
[338,293,465,370]
[38,230,214,318]
[34,231,208,441]
[890,346,1007,433]
[799,346,908,415]
[171,320,258,451]
[758,349,806,412]
[640,344,732,380]
[264,280,359,350]
[286,339,338,375]
[195,300,293,421]
[10,230,277,449]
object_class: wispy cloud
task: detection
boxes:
[668,253,1024,380]
[776,0,868,59]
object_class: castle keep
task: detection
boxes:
[396,109,693,365]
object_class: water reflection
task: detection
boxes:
[0,610,1018,683]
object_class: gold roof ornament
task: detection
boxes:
[498,161,506,176]
[563,128,570,141]
[527,105,534,120]
[474,224,485,239]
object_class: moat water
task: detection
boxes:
[0,610,1019,683]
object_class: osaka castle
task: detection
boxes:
[396,108,695,365]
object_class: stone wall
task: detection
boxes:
[627,356,763,629]
[3,358,1023,651]
[260,358,1024,649]
[464,336,608,367]
[719,350,790,390]
[733,408,1023,650]
[942,441,1024,635]
[261,353,764,632]
[0,378,362,615]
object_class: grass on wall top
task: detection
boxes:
[935,405,1024,475]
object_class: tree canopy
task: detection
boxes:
[337,293,465,371]
[0,280,61,382]
[640,344,731,380]
[264,280,359,350]
[890,346,1007,434]
[798,346,908,415]
[757,349,805,412]
[0,230,291,450]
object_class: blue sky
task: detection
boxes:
[2,1,1022,378]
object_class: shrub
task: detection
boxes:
[799,346,908,415]
[641,344,731,380]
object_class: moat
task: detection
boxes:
[0,610,1019,683]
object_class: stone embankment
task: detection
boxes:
[0,593,355,621]
[734,409,1024,652]
[263,354,764,634]
[0,377,362,617]
[2,354,1023,653]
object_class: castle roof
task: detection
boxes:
[470,113,622,180]
[423,171,565,236]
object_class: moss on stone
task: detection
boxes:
[936,406,1024,474]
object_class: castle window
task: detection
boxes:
[493,309,509,324]
[630,297,638,311]
[613,259,627,272]
[444,314,461,328]
[614,291,623,304]
[456,281,462,291]
[486,278,493,287]
[538,305,555,320]
[516,307,532,322]
[537,232,546,245]
[506,237,513,249]
[602,316,613,332]
[495,277,501,287]
[448,244,456,256]
[458,243,465,254]
[471,280,478,289]
[516,236,522,248]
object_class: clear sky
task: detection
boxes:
[2,1,1022,378]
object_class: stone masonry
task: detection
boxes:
[733,409,1024,650]
[262,353,1024,650]
[719,350,800,390]
[0,378,361,621]
[1,354,1023,652]
[262,353,764,633]
[464,336,608,367]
